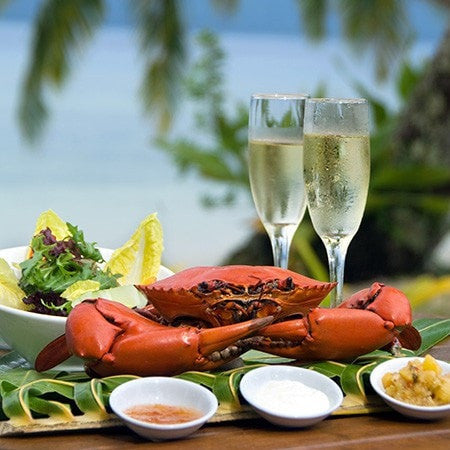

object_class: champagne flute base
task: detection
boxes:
[265,223,298,269]
[322,235,352,308]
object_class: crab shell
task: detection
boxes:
[137,265,336,326]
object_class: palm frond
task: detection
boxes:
[210,0,239,14]
[296,0,328,40]
[339,0,413,80]
[130,0,185,134]
[0,0,11,12]
[18,0,105,142]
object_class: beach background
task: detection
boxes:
[0,0,448,269]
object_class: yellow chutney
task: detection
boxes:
[382,354,450,406]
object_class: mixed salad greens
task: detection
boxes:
[0,210,163,316]
[19,224,120,315]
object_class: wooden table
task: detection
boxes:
[0,340,448,449]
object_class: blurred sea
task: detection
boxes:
[0,19,445,268]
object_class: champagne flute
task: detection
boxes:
[248,93,309,269]
[303,98,370,307]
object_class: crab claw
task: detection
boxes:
[342,282,421,351]
[36,298,273,377]
[252,283,421,361]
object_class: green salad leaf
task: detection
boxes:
[18,225,121,315]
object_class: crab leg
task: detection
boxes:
[36,298,273,377]
[252,283,421,361]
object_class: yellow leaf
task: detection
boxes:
[69,285,149,309]
[32,209,69,241]
[0,258,19,283]
[61,280,101,301]
[105,213,163,285]
[0,258,29,310]
[403,275,450,308]
[341,393,366,408]
[27,210,70,258]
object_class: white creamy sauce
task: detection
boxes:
[255,380,330,416]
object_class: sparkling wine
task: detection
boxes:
[303,133,370,239]
[249,139,306,230]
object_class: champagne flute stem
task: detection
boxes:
[324,237,351,308]
[268,225,295,269]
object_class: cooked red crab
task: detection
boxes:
[137,265,336,327]
[35,267,421,378]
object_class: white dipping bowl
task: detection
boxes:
[0,246,173,371]
[109,377,218,441]
[240,365,343,428]
[370,357,450,420]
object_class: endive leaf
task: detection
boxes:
[31,210,69,241]
[104,213,163,285]
[61,280,101,301]
[0,259,28,310]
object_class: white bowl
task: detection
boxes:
[370,357,450,420]
[109,377,218,441]
[0,246,173,371]
[240,365,343,428]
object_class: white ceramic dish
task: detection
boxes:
[109,377,218,441]
[240,365,343,428]
[370,357,450,420]
[0,246,173,371]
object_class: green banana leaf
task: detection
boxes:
[414,318,450,355]
[0,317,447,429]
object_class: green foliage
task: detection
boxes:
[210,0,239,14]
[15,0,186,142]
[9,0,449,143]
[349,60,450,278]
[0,0,10,12]
[158,30,249,207]
[412,318,450,355]
[19,226,119,296]
[18,0,106,141]
[18,224,119,314]
[0,367,137,424]
[157,32,449,282]
[358,61,450,219]
[130,0,185,133]
[298,0,413,80]
[295,0,327,40]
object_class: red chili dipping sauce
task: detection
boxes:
[124,403,203,425]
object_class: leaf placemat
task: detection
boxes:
[0,318,447,436]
